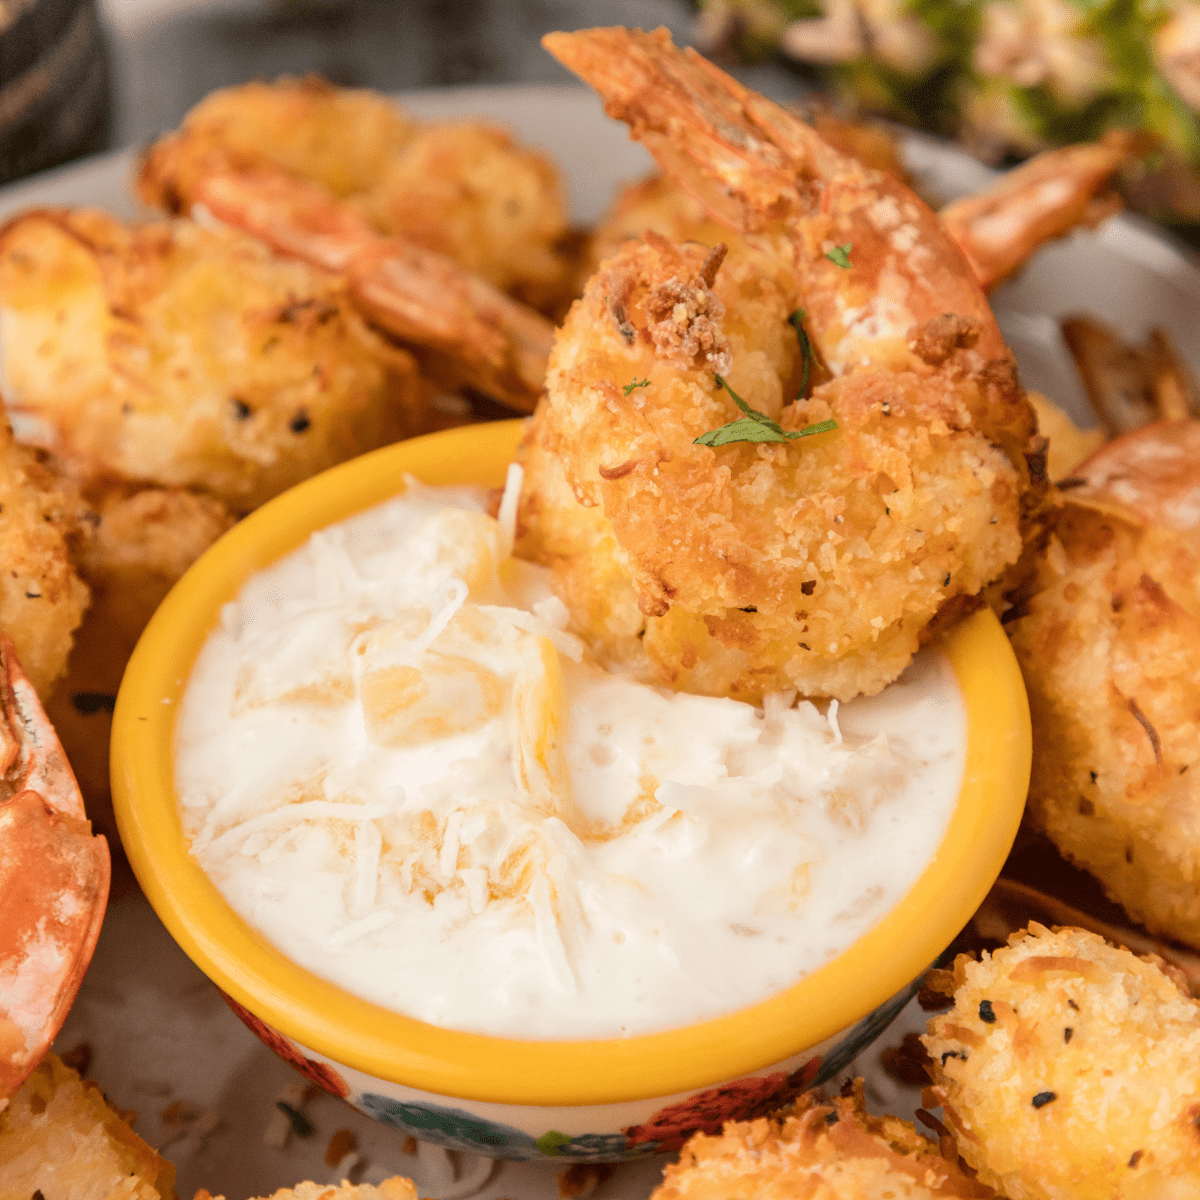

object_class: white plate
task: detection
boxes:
[21,83,1199,1200]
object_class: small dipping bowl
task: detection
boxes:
[112,420,1030,1162]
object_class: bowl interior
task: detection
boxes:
[111,420,1030,1107]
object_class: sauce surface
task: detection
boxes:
[175,482,965,1039]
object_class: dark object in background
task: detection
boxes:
[0,0,110,184]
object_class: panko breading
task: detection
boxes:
[517,27,1041,702]
[653,1081,993,1200]
[356,121,572,311]
[924,924,1200,1200]
[44,481,236,842]
[198,1178,417,1200]
[0,1053,174,1200]
[139,75,573,314]
[1005,422,1200,948]
[518,235,1025,701]
[140,76,415,204]
[0,209,427,509]
[0,414,89,699]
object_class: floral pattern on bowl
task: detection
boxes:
[218,976,922,1161]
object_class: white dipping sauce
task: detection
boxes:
[175,480,965,1039]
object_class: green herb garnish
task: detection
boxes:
[788,308,812,398]
[825,243,853,269]
[622,377,650,395]
[694,375,838,448]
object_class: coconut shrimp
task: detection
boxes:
[0,209,430,509]
[517,27,1040,702]
[0,408,89,699]
[655,1080,994,1200]
[592,136,1128,298]
[924,924,1200,1200]
[135,163,554,414]
[1005,420,1200,950]
[139,76,575,316]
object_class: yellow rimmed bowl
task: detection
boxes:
[112,420,1030,1163]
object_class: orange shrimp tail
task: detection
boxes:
[0,634,110,1099]
[543,26,1006,376]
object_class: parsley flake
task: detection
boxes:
[825,243,853,269]
[694,375,838,448]
[622,377,650,395]
[788,309,812,398]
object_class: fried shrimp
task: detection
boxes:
[135,163,554,413]
[0,209,426,509]
[139,76,574,315]
[518,27,1038,702]
[924,924,1200,1200]
[593,139,1127,298]
[1005,421,1200,948]
[0,409,89,698]
[654,1080,994,1200]
[138,76,415,204]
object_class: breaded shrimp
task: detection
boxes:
[518,28,1039,701]
[593,139,1127,297]
[1006,421,1200,948]
[139,76,574,317]
[138,164,554,413]
[0,1054,173,1196]
[0,410,89,699]
[924,924,1200,1200]
[654,1080,994,1200]
[199,1178,416,1200]
[138,76,414,205]
[0,209,427,509]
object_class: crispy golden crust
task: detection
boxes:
[197,1179,417,1200]
[138,75,415,207]
[518,236,1023,701]
[924,925,1200,1200]
[654,1082,993,1200]
[0,416,89,698]
[0,1052,174,1200]
[356,121,570,308]
[541,29,1024,419]
[1005,495,1200,946]
[0,210,427,509]
[44,481,235,842]
[139,77,573,314]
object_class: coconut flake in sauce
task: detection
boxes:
[175,479,965,1039]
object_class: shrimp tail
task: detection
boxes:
[192,165,554,412]
[543,26,1006,377]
